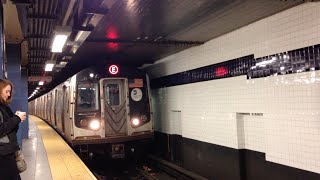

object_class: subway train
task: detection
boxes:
[28,65,154,158]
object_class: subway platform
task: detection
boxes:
[20,115,96,180]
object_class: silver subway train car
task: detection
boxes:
[28,65,154,158]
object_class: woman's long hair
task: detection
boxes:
[0,79,13,105]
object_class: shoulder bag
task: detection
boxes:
[15,149,27,173]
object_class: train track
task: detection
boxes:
[88,154,207,180]
[146,155,208,180]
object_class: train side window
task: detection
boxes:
[105,84,120,106]
[76,83,99,112]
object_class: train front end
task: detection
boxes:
[72,66,154,158]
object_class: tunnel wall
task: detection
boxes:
[146,3,320,180]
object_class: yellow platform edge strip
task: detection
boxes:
[29,115,97,180]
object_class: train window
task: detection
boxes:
[105,84,120,106]
[76,83,99,112]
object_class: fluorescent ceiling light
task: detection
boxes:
[45,64,55,71]
[45,60,56,71]
[71,31,91,54]
[55,61,68,68]
[39,81,44,86]
[62,56,72,60]
[51,26,72,53]
[60,61,68,66]
[52,35,68,52]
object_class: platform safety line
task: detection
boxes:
[29,115,97,180]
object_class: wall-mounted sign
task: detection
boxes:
[28,76,52,82]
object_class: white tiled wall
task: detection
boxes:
[146,2,320,174]
[237,113,265,153]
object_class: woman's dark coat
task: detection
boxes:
[0,103,21,156]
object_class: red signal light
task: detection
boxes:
[215,67,228,77]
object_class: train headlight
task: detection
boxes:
[89,119,100,130]
[131,118,140,126]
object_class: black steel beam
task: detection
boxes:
[29,48,51,51]
[26,35,51,39]
[74,25,94,32]
[28,61,46,64]
[28,56,49,59]
[27,15,57,20]
[85,38,204,46]
[86,7,109,15]
[11,0,32,5]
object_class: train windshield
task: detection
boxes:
[76,83,99,112]
[104,83,120,106]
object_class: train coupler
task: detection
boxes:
[79,144,89,160]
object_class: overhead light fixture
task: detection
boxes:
[51,26,72,53]
[39,81,44,86]
[52,35,68,52]
[60,61,68,66]
[62,56,72,60]
[71,31,91,54]
[45,60,56,71]
[55,61,68,68]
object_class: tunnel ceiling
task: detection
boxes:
[7,0,304,99]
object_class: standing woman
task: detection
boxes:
[0,79,26,180]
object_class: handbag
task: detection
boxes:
[15,150,27,173]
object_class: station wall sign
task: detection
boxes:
[28,76,52,82]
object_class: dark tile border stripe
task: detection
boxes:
[151,44,320,89]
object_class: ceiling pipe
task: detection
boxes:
[62,0,77,26]
[69,0,110,54]
[57,0,115,60]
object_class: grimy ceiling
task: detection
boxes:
[5,0,304,99]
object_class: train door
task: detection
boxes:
[48,93,51,123]
[61,85,67,133]
[54,89,58,127]
[44,95,47,120]
[40,97,43,118]
[101,78,127,136]
[42,97,44,118]
[56,89,63,131]
[51,92,55,125]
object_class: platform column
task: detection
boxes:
[0,3,5,78]
[6,43,29,146]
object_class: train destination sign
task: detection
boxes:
[109,65,119,75]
